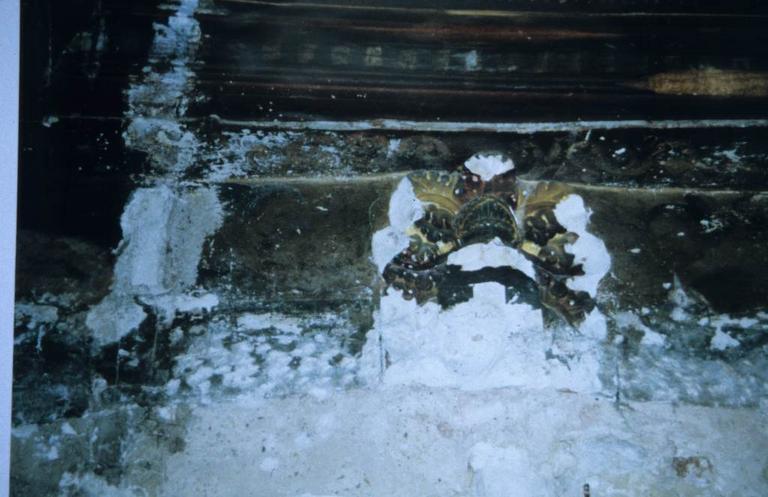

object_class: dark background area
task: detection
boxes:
[19,0,160,248]
[18,0,768,250]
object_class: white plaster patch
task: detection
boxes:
[86,186,223,347]
[114,185,175,293]
[553,194,611,297]
[386,138,401,158]
[671,306,689,322]
[86,295,147,349]
[14,303,59,328]
[150,292,220,324]
[469,442,545,497]
[464,153,515,181]
[579,308,608,341]
[715,147,741,162]
[44,445,59,461]
[362,283,603,393]
[42,115,59,128]
[11,425,38,439]
[447,237,535,279]
[156,406,175,422]
[165,293,219,314]
[642,328,667,347]
[387,177,424,230]
[700,217,724,234]
[364,181,612,393]
[614,311,666,347]
[123,118,200,173]
[60,422,77,436]
[710,329,740,351]
[260,457,280,472]
[464,50,480,71]
[370,178,424,273]
[158,387,768,497]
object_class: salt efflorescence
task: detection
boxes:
[174,312,358,403]
[237,312,304,335]
[58,472,142,497]
[205,130,294,180]
[91,0,230,349]
[363,177,612,393]
[89,0,227,349]
[14,304,59,329]
[124,0,202,174]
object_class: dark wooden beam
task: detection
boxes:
[184,0,768,121]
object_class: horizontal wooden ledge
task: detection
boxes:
[32,115,768,132]
[211,117,768,133]
[162,174,768,196]
[190,70,768,97]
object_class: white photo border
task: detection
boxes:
[0,1,20,496]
